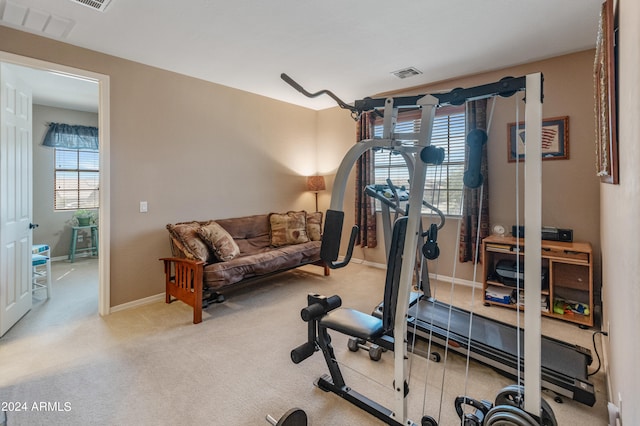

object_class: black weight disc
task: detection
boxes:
[276,408,307,426]
[494,385,557,426]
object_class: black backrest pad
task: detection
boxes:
[382,217,408,332]
[321,210,344,263]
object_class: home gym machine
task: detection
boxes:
[285,72,556,425]
[364,180,596,407]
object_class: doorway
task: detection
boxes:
[0,51,110,335]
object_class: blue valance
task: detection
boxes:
[43,123,99,150]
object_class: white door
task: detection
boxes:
[0,63,33,337]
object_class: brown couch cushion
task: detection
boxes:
[197,221,240,261]
[166,222,211,262]
[306,211,323,241]
[269,211,309,247]
[202,240,321,289]
[216,214,271,255]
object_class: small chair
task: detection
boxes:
[68,225,98,263]
[32,244,51,299]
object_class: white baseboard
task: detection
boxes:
[351,257,482,288]
[356,258,386,269]
[51,254,94,262]
[109,261,480,315]
[110,293,165,314]
[429,273,482,289]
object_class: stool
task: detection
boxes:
[32,244,51,299]
[69,225,98,263]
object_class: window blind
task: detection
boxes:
[54,148,100,210]
[373,106,465,216]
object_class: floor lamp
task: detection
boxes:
[307,175,326,212]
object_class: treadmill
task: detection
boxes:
[403,297,595,406]
[368,183,596,407]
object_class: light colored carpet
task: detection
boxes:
[0,258,608,425]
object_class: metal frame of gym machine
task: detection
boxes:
[367,186,595,405]
[366,176,446,298]
[290,73,547,425]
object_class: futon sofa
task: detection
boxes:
[161,211,329,323]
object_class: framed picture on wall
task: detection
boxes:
[507,116,569,162]
[594,0,619,184]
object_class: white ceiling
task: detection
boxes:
[11,64,99,112]
[1,0,604,112]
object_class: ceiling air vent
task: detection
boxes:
[391,67,423,79]
[69,0,112,12]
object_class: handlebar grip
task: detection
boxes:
[320,210,345,265]
[281,73,307,94]
[300,295,342,321]
[329,226,358,269]
[280,73,357,113]
[325,295,342,312]
[291,342,316,364]
[301,303,325,322]
[463,129,488,189]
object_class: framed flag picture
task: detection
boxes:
[507,116,569,162]
[594,0,619,184]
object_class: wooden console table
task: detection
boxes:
[482,235,593,327]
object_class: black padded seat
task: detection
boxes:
[320,308,384,340]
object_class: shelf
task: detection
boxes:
[546,310,592,327]
[485,280,549,295]
[484,300,550,314]
[485,244,523,254]
[482,235,593,327]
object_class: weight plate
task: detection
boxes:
[494,385,557,426]
[276,408,307,426]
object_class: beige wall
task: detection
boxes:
[32,105,99,258]
[600,0,640,423]
[320,50,601,295]
[3,12,638,423]
[1,27,601,304]
[0,26,319,306]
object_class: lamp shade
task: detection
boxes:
[307,175,326,192]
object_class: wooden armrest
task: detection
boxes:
[160,257,205,266]
[160,257,205,324]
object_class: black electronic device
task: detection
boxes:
[512,226,524,238]
[557,228,574,242]
[511,225,573,242]
[494,259,548,289]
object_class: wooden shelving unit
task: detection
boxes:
[482,235,594,327]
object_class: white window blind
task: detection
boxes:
[54,148,100,210]
[373,106,465,216]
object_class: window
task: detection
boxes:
[373,106,465,216]
[54,148,99,210]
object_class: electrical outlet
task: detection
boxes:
[140,201,148,213]
[77,234,84,242]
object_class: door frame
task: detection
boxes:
[0,51,111,316]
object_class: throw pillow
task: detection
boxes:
[306,211,323,241]
[269,211,309,247]
[197,221,240,261]
[166,222,210,262]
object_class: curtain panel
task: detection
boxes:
[355,112,377,248]
[459,100,490,263]
[43,123,99,150]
